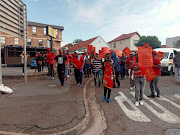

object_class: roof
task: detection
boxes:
[62,44,69,48]
[68,36,98,52]
[108,32,140,43]
[28,21,64,31]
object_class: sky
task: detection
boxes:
[23,0,180,46]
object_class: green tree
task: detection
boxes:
[174,40,180,48]
[135,36,161,49]
[67,43,73,48]
[73,39,83,44]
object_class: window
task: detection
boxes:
[44,28,46,34]
[14,38,19,45]
[39,39,43,46]
[27,38,31,45]
[114,43,116,48]
[134,40,139,45]
[32,26,36,33]
[55,29,58,35]
[47,40,50,47]
[0,37,5,44]
[169,53,173,59]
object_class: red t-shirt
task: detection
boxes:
[153,57,161,76]
[66,55,71,65]
[132,61,143,77]
[46,52,52,63]
[126,56,136,69]
[72,56,84,69]
[50,54,56,64]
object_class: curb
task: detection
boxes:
[50,77,93,135]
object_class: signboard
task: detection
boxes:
[46,26,56,38]
[123,47,131,57]
[144,67,156,82]
[138,46,153,67]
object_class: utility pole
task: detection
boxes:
[50,36,53,51]
[0,31,2,84]
[23,5,27,82]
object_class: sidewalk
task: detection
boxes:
[0,74,88,134]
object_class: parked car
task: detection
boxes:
[30,58,37,69]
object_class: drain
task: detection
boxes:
[165,129,180,135]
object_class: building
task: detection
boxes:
[166,36,180,48]
[1,21,64,66]
[68,36,109,53]
[108,32,141,51]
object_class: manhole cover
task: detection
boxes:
[48,85,56,87]
[165,129,180,135]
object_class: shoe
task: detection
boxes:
[52,77,55,80]
[135,101,139,106]
[117,86,120,88]
[147,95,155,98]
[157,92,160,97]
[22,73,24,75]
[130,87,133,90]
[133,86,136,89]
[76,83,80,87]
[60,86,63,89]
[107,99,111,103]
[139,101,143,105]
[103,96,106,101]
[50,77,53,80]
[80,84,83,87]
[67,75,70,78]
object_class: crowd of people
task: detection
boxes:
[20,48,180,105]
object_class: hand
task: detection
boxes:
[113,75,116,80]
[81,66,84,69]
[74,65,77,68]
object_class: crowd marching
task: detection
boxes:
[20,48,180,106]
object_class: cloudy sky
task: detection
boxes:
[23,0,180,46]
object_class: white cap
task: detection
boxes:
[74,50,79,53]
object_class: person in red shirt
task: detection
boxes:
[148,50,161,98]
[49,50,56,80]
[71,50,85,87]
[44,48,51,77]
[132,53,145,106]
[126,52,136,90]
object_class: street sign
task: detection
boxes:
[46,26,56,38]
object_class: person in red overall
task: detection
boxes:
[102,52,115,103]
[44,48,51,77]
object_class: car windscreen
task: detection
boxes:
[163,52,169,59]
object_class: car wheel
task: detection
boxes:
[168,68,173,76]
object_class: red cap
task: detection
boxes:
[47,48,50,50]
[152,50,157,54]
[37,52,40,55]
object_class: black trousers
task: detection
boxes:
[113,71,120,87]
[37,63,41,72]
[104,86,111,99]
[120,65,125,79]
[58,69,65,86]
[74,69,82,84]
[47,62,50,76]
[49,64,54,77]
[21,63,24,73]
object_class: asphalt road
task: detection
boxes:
[95,75,180,135]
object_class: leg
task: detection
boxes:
[79,71,83,85]
[115,71,120,87]
[74,69,79,84]
[98,71,101,87]
[139,77,145,101]
[94,72,97,86]
[104,86,107,97]
[154,76,160,96]
[134,78,140,101]
[175,68,178,82]
[49,64,52,77]
[149,79,155,96]
[52,66,54,78]
[58,70,65,86]
[107,88,112,99]
[178,68,180,82]
[22,63,24,73]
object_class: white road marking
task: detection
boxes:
[159,96,180,110]
[115,92,151,122]
[174,94,180,100]
[130,92,180,123]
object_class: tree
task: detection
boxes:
[174,40,180,48]
[73,39,83,44]
[67,43,73,48]
[135,36,161,49]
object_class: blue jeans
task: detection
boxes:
[175,68,180,82]
[94,70,101,87]
[149,76,160,95]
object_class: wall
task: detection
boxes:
[130,33,139,51]
[166,36,180,48]
[109,39,130,51]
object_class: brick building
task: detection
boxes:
[1,21,64,66]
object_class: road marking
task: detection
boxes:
[130,92,180,123]
[115,92,151,122]
[159,96,180,110]
[174,94,180,100]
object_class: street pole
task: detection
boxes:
[50,36,53,51]
[0,31,2,84]
[23,5,27,82]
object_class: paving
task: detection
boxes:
[95,75,180,135]
[0,73,87,134]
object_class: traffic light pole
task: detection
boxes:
[50,36,53,51]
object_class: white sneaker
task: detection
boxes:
[67,75,70,78]
[135,101,139,107]
[139,101,143,105]
[130,87,133,90]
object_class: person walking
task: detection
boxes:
[126,52,136,90]
[132,53,145,106]
[148,50,161,98]
[120,53,126,80]
[71,50,85,87]
[102,52,115,103]
[40,53,45,71]
[44,48,51,77]
[35,52,42,72]
[174,51,180,85]
[92,53,102,88]
[20,51,30,75]
[111,51,121,88]
[54,49,67,89]
[84,52,91,77]
[49,50,56,80]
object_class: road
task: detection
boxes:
[95,75,180,135]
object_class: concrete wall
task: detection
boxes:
[130,33,139,51]
[91,36,110,53]
[109,39,130,51]
[166,36,180,48]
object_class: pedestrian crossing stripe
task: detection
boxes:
[115,92,180,123]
